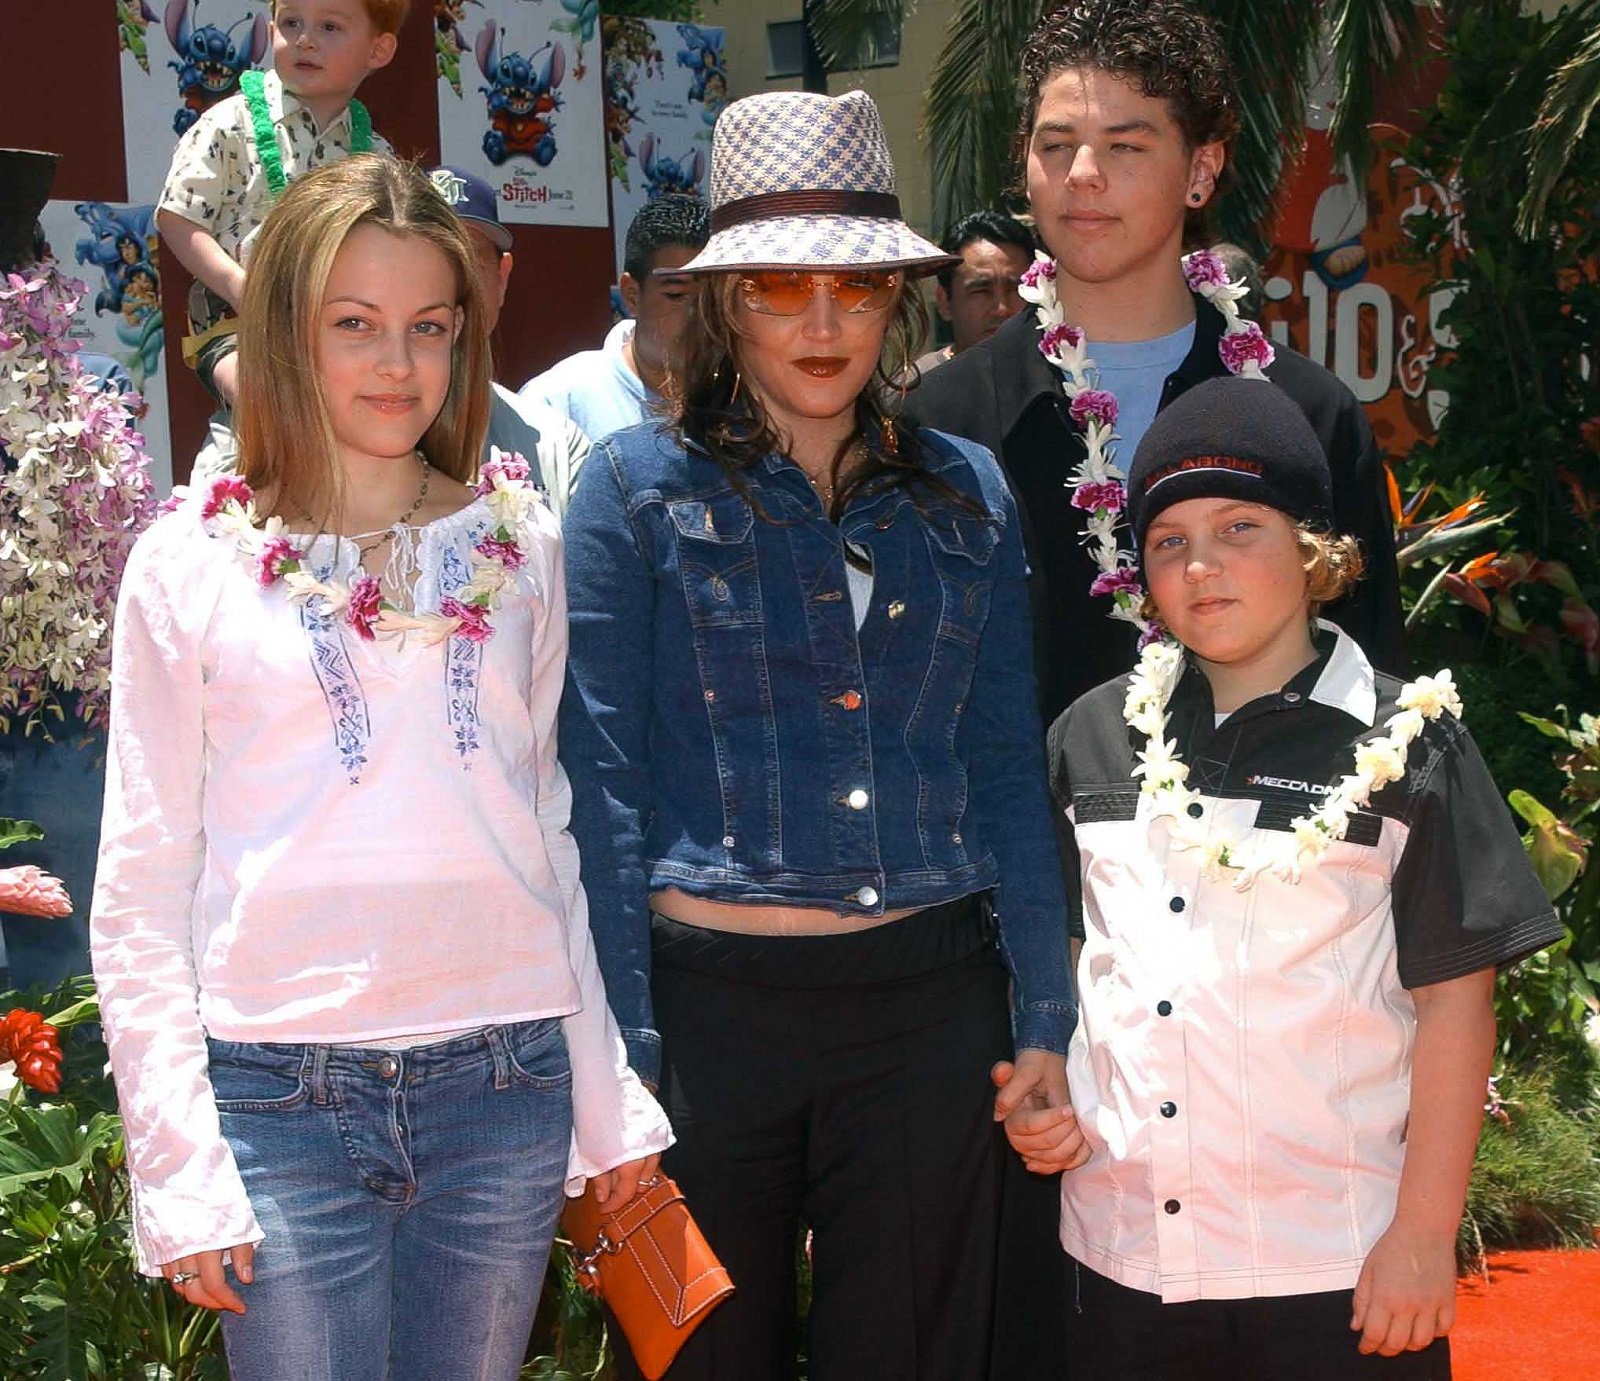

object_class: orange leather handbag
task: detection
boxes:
[562,1175,735,1380]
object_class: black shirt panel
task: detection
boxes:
[909,300,1407,726]
[1388,720,1565,989]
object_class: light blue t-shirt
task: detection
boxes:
[518,318,663,445]
[1086,321,1196,465]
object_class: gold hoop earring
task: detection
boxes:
[729,370,742,404]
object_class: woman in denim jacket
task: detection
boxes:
[561,90,1076,1381]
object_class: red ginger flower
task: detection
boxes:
[1,1009,63,1094]
[0,864,72,918]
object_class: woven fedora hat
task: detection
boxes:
[676,89,955,276]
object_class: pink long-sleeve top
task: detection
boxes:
[91,489,670,1275]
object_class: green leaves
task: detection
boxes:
[1510,789,1589,900]
[806,0,905,72]
[0,1106,121,1202]
[1517,0,1600,237]
[922,0,1040,229]
[0,819,45,852]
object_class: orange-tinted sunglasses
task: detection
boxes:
[736,270,902,316]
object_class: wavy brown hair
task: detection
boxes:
[672,272,979,520]
[235,154,491,526]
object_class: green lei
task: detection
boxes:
[240,69,373,200]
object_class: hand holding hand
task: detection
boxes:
[591,1151,662,1215]
[162,1242,254,1314]
[991,1052,1089,1174]
[1351,1221,1457,1356]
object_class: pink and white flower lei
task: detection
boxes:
[1018,249,1276,638]
[199,448,538,646]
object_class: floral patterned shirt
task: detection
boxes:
[158,70,392,330]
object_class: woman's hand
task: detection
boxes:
[992,1051,1090,1174]
[161,1242,254,1314]
[591,1152,662,1214]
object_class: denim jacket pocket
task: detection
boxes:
[925,514,998,648]
[669,496,763,629]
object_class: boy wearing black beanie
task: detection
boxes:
[1012,376,1561,1377]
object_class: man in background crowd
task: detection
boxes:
[426,166,590,514]
[914,210,1036,375]
[519,194,710,441]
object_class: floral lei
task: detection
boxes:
[198,448,540,645]
[1123,636,1464,888]
[1018,248,1277,640]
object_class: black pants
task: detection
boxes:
[1064,1257,1452,1380]
[613,900,1012,1381]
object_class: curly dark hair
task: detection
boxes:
[671,275,982,523]
[1017,1,1241,227]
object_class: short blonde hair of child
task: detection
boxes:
[235,154,490,526]
[271,0,411,37]
[1139,524,1366,624]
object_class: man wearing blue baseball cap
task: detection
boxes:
[426,165,589,516]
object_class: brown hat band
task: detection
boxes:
[711,189,903,233]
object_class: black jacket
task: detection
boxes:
[907,299,1406,727]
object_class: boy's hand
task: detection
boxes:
[1351,1221,1457,1356]
[991,1054,1090,1173]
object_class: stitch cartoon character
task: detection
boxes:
[638,134,705,202]
[119,0,160,73]
[434,0,480,98]
[164,0,269,135]
[476,24,565,167]
[552,0,598,81]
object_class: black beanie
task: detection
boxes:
[1126,376,1333,553]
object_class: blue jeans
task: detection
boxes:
[210,1020,573,1381]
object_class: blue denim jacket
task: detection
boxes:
[560,421,1075,1084]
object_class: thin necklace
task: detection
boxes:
[300,453,432,559]
[805,439,866,509]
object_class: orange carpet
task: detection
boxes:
[1452,1249,1600,1379]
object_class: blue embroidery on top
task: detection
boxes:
[300,563,371,783]
[439,532,487,767]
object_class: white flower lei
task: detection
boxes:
[197,448,541,646]
[1123,637,1465,888]
[1017,249,1277,638]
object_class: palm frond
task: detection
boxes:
[1204,0,1323,254]
[1518,2,1600,237]
[1324,0,1436,172]
[921,0,1043,232]
[807,0,907,72]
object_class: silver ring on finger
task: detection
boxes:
[171,1271,199,1286]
